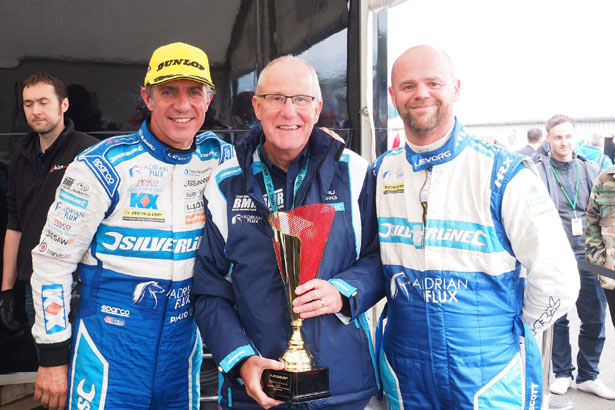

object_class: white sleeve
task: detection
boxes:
[30,159,111,346]
[501,166,580,334]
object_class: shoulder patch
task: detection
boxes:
[77,135,136,198]
[491,149,525,193]
[215,160,243,186]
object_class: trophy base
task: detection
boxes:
[263,367,331,403]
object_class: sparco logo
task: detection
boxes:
[93,158,115,184]
[157,59,204,71]
[416,151,451,167]
[100,304,130,317]
[77,378,95,410]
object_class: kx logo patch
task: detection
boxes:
[130,193,159,209]
[41,284,66,334]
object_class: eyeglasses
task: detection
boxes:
[257,94,316,108]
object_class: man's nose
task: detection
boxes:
[174,91,191,110]
[414,83,430,99]
[32,102,43,115]
[280,98,298,116]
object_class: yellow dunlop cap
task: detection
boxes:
[144,42,215,90]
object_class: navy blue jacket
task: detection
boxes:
[193,125,383,409]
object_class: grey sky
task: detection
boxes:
[388,0,615,124]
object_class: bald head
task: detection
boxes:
[391,45,455,87]
[389,45,459,145]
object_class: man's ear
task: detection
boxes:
[141,87,154,111]
[313,99,323,123]
[61,98,69,114]
[452,79,461,102]
[388,86,397,109]
[251,94,262,121]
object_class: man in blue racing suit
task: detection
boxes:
[373,45,579,410]
[30,42,233,410]
[193,56,383,409]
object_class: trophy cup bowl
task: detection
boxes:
[262,204,336,403]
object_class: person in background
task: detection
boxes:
[0,73,97,333]
[603,134,615,163]
[518,127,543,156]
[374,45,578,410]
[585,165,615,333]
[577,132,613,170]
[30,42,233,410]
[534,114,614,400]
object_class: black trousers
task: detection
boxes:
[605,287,615,329]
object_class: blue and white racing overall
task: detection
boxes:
[31,122,233,409]
[373,120,579,410]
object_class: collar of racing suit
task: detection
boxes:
[136,121,196,164]
[404,118,471,172]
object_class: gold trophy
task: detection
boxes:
[263,204,336,403]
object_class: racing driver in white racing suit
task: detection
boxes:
[30,42,233,410]
[374,45,579,410]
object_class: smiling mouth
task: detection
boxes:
[172,118,191,123]
[278,125,299,130]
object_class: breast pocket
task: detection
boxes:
[597,194,615,226]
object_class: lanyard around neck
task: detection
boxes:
[258,145,308,212]
[549,157,579,210]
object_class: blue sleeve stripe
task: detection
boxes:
[224,262,234,278]
[217,373,223,404]
[359,312,381,391]
[216,166,242,185]
[329,278,357,298]
[344,151,364,260]
[219,344,256,373]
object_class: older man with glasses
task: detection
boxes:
[193,55,383,410]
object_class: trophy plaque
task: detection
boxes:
[263,204,336,403]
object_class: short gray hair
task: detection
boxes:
[255,55,322,101]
